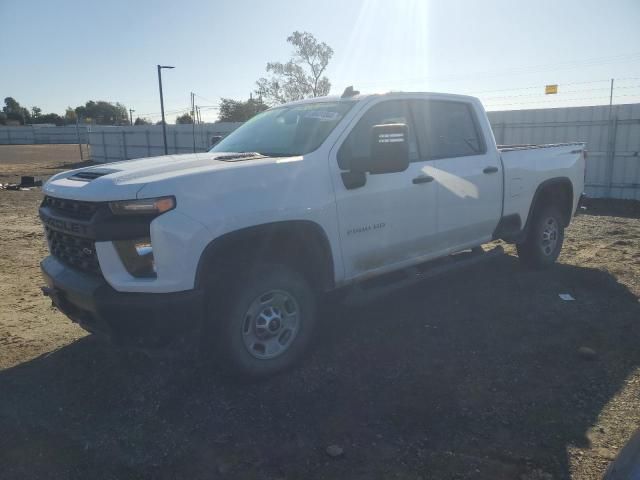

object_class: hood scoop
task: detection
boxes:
[213,152,265,162]
[68,168,120,182]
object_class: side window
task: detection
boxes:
[414,100,485,159]
[337,100,419,169]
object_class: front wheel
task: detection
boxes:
[516,204,565,268]
[206,264,317,378]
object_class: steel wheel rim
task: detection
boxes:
[241,289,300,360]
[540,216,559,256]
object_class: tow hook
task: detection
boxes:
[41,286,54,297]
[41,286,62,311]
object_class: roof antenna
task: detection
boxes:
[341,86,360,98]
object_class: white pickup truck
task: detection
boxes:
[39,89,586,377]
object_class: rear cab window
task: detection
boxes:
[412,99,486,160]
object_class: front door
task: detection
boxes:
[330,99,439,280]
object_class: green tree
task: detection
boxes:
[176,113,194,124]
[255,31,333,105]
[0,112,6,125]
[3,97,31,124]
[134,117,151,125]
[33,113,64,126]
[65,107,77,124]
[74,100,128,125]
[218,97,268,122]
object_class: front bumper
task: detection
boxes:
[41,256,204,348]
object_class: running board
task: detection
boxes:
[344,246,504,306]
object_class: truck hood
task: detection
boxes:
[43,152,290,201]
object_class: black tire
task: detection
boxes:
[205,264,317,378]
[516,204,565,268]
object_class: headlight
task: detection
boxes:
[113,237,156,278]
[109,196,175,216]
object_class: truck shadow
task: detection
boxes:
[583,198,640,219]
[1,255,639,479]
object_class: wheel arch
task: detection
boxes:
[194,220,336,293]
[525,177,574,229]
[496,177,575,243]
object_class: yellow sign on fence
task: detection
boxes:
[545,84,558,95]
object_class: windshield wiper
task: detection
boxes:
[257,152,300,158]
[213,151,300,161]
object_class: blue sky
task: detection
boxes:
[2,0,640,122]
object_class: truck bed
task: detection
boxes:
[498,142,586,231]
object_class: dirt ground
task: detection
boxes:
[1,145,639,480]
[0,144,91,184]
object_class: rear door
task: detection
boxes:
[413,99,502,250]
[330,98,439,280]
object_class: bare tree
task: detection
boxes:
[256,31,333,105]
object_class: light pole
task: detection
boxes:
[157,64,175,155]
[129,108,135,126]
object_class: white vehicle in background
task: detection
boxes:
[39,87,586,377]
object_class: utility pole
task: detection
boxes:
[605,78,616,197]
[191,92,196,152]
[75,116,84,162]
[608,78,615,114]
[129,108,135,126]
[157,64,175,155]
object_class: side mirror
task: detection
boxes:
[210,135,223,147]
[363,123,410,174]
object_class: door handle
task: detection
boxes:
[483,166,499,174]
[412,175,434,184]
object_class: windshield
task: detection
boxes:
[210,101,356,157]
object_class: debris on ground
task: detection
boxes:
[20,176,42,187]
[0,175,43,191]
[578,346,598,360]
[594,447,617,461]
[326,444,344,457]
[559,293,575,301]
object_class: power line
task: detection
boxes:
[462,78,614,96]
[478,83,640,101]
[136,107,191,117]
[355,52,640,89]
[193,92,218,104]
[483,92,640,108]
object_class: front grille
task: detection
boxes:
[42,196,99,220]
[45,227,101,276]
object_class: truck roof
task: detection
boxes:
[281,91,480,107]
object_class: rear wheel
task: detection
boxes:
[516,204,565,268]
[205,264,317,378]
